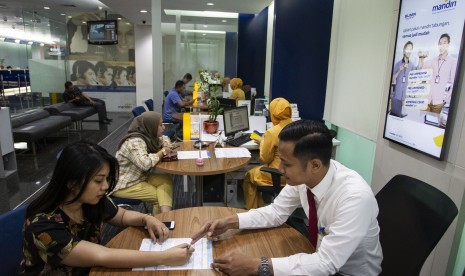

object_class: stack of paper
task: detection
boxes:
[214,148,251,158]
[177,150,210,159]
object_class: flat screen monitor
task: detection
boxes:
[223,106,250,138]
[87,20,118,45]
[217,97,237,108]
[382,0,465,160]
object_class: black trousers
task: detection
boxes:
[90,98,108,121]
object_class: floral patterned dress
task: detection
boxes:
[20,197,118,275]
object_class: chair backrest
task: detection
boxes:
[144,99,154,111]
[376,175,458,276]
[0,205,28,275]
[131,106,146,117]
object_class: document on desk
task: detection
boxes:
[133,238,213,271]
[177,150,210,159]
[214,148,251,158]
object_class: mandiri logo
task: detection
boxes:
[432,0,457,13]
[404,12,416,20]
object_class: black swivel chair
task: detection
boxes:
[256,167,284,199]
[376,175,458,276]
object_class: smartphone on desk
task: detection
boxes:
[163,221,176,230]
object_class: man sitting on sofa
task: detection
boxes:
[63,81,112,124]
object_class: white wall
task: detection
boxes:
[135,25,154,111]
[264,1,274,98]
[327,0,465,274]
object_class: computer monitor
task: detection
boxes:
[217,97,237,108]
[223,106,250,138]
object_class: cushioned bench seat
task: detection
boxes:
[43,102,97,130]
[11,110,72,155]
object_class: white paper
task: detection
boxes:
[425,114,439,124]
[214,148,251,158]
[133,238,213,271]
[177,150,210,159]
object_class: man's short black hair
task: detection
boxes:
[64,81,73,89]
[278,120,333,166]
[175,80,185,89]
[183,73,192,81]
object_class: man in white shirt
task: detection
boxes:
[191,120,382,276]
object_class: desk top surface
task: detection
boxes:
[156,141,250,176]
[90,206,313,275]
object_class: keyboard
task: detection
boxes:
[225,133,252,147]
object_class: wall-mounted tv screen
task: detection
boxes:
[87,20,118,45]
[383,0,465,160]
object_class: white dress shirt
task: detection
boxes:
[238,160,382,276]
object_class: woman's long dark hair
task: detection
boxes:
[26,141,119,224]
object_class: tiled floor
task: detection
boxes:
[0,112,133,215]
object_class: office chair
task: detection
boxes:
[131,106,146,117]
[376,174,458,276]
[110,196,151,213]
[256,167,284,199]
[0,205,28,275]
[144,99,154,111]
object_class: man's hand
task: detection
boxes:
[89,99,96,106]
[190,215,238,244]
[211,252,261,276]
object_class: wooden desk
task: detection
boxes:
[90,206,314,275]
[156,141,250,176]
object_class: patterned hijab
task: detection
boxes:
[118,111,163,153]
[230,78,243,90]
[270,98,292,126]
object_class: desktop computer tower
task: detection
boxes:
[203,174,225,202]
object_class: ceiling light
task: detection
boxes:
[181,29,225,34]
[207,3,215,6]
[82,21,86,24]
[60,13,65,16]
[117,17,122,20]
[126,22,131,25]
[140,10,148,13]
[203,24,208,27]
[44,7,50,10]
[222,19,227,22]
[202,33,206,36]
[165,9,237,18]
[98,6,103,10]
[68,16,72,18]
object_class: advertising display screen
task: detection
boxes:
[383,0,465,159]
[87,20,118,45]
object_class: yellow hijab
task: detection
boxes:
[270,98,292,126]
[230,78,243,90]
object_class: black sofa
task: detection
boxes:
[11,110,72,155]
[43,102,97,130]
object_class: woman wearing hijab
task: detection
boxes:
[111,112,174,214]
[243,98,293,209]
[229,78,245,101]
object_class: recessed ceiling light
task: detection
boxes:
[202,33,206,36]
[43,6,50,10]
[98,6,103,10]
[126,22,130,25]
[82,21,86,24]
[60,13,65,16]
[140,10,148,13]
[222,19,227,22]
[207,3,214,6]
[117,17,122,20]
[68,16,72,18]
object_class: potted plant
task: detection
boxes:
[203,96,223,134]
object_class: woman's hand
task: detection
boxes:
[162,243,195,266]
[144,215,170,243]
